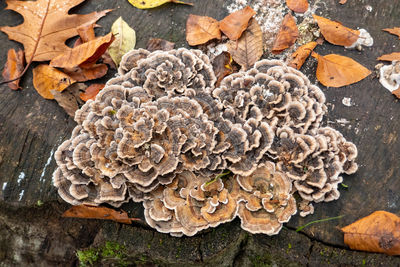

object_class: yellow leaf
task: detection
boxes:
[128,0,193,9]
[108,17,136,66]
[33,65,76,99]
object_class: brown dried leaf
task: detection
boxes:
[383,27,400,39]
[101,52,117,70]
[2,49,25,90]
[62,205,140,224]
[80,83,105,102]
[212,51,234,87]
[313,15,359,47]
[50,33,115,69]
[377,52,400,61]
[33,65,76,99]
[0,0,111,62]
[186,14,221,46]
[51,83,85,117]
[63,64,108,82]
[77,23,96,43]
[339,0,347,4]
[342,211,400,255]
[288,41,317,69]
[219,6,256,41]
[146,38,175,52]
[312,52,371,87]
[392,88,400,99]
[272,13,299,54]
[286,0,309,13]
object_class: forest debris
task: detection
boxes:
[286,0,309,13]
[186,14,221,46]
[271,13,299,54]
[377,53,400,62]
[313,15,359,47]
[288,41,317,69]
[63,64,108,82]
[128,0,193,9]
[51,83,85,117]
[2,49,25,90]
[219,6,256,41]
[107,17,136,66]
[32,65,76,99]
[342,211,400,255]
[146,38,175,51]
[80,83,105,102]
[212,51,234,87]
[383,27,400,39]
[227,18,263,70]
[312,52,371,87]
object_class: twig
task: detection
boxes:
[296,215,345,232]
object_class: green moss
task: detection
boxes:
[76,248,99,267]
[76,241,129,267]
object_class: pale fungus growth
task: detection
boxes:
[53,48,357,236]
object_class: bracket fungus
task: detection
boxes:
[53,48,358,236]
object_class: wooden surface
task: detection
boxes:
[0,0,399,265]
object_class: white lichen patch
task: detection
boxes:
[18,190,24,201]
[17,172,25,185]
[378,61,400,92]
[2,182,7,191]
[40,148,55,182]
[342,97,352,107]
[345,29,373,50]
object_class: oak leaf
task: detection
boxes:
[108,17,136,66]
[128,0,193,9]
[62,205,140,224]
[342,211,400,255]
[377,52,400,62]
[383,28,400,39]
[288,41,317,69]
[313,15,359,47]
[228,18,263,70]
[186,14,221,46]
[2,49,25,90]
[286,0,309,13]
[312,52,371,87]
[80,83,105,102]
[219,6,256,41]
[51,83,85,117]
[272,14,299,54]
[63,64,108,82]
[77,23,96,43]
[33,65,76,99]
[146,38,175,52]
[50,33,115,69]
[0,0,111,62]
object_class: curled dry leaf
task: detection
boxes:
[286,0,309,13]
[77,23,96,43]
[62,205,140,224]
[128,0,193,9]
[342,211,400,256]
[146,38,175,52]
[50,33,115,69]
[339,0,347,4]
[377,52,400,62]
[107,17,136,66]
[212,51,234,87]
[2,49,25,90]
[313,15,359,47]
[186,14,221,46]
[272,13,299,54]
[228,18,263,70]
[288,41,317,69]
[383,27,400,39]
[80,83,105,102]
[51,83,85,117]
[63,64,108,82]
[312,52,371,87]
[219,6,256,41]
[33,65,76,99]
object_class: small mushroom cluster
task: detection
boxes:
[53,48,358,235]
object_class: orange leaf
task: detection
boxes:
[186,14,221,46]
[219,6,256,41]
[2,49,25,90]
[377,52,400,62]
[313,15,359,47]
[272,13,299,54]
[33,64,76,99]
[339,0,347,4]
[146,38,175,52]
[312,52,371,87]
[286,0,309,13]
[383,27,400,39]
[342,211,400,255]
[77,23,96,43]
[50,33,115,69]
[62,205,140,224]
[63,64,108,82]
[80,83,105,101]
[0,0,111,62]
[393,88,400,99]
[288,41,317,69]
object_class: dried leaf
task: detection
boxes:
[51,83,85,117]
[219,6,256,41]
[339,0,347,4]
[128,0,193,9]
[50,33,115,69]
[77,23,96,43]
[272,13,299,54]
[2,49,25,90]
[288,41,317,69]
[383,27,400,39]
[312,52,371,87]
[392,88,400,99]
[80,83,105,102]
[313,15,359,47]
[286,0,309,13]
[212,52,234,87]
[33,65,76,99]
[0,0,111,62]
[342,211,400,255]
[62,205,140,224]
[108,17,136,66]
[63,64,108,82]
[377,52,400,62]
[146,38,175,52]
[101,52,117,70]
[186,14,221,46]
[228,18,263,70]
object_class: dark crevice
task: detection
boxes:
[231,234,249,266]
[306,241,315,267]
[198,241,204,263]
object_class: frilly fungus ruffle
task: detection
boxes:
[53,48,358,235]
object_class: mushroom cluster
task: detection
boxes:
[53,48,358,235]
